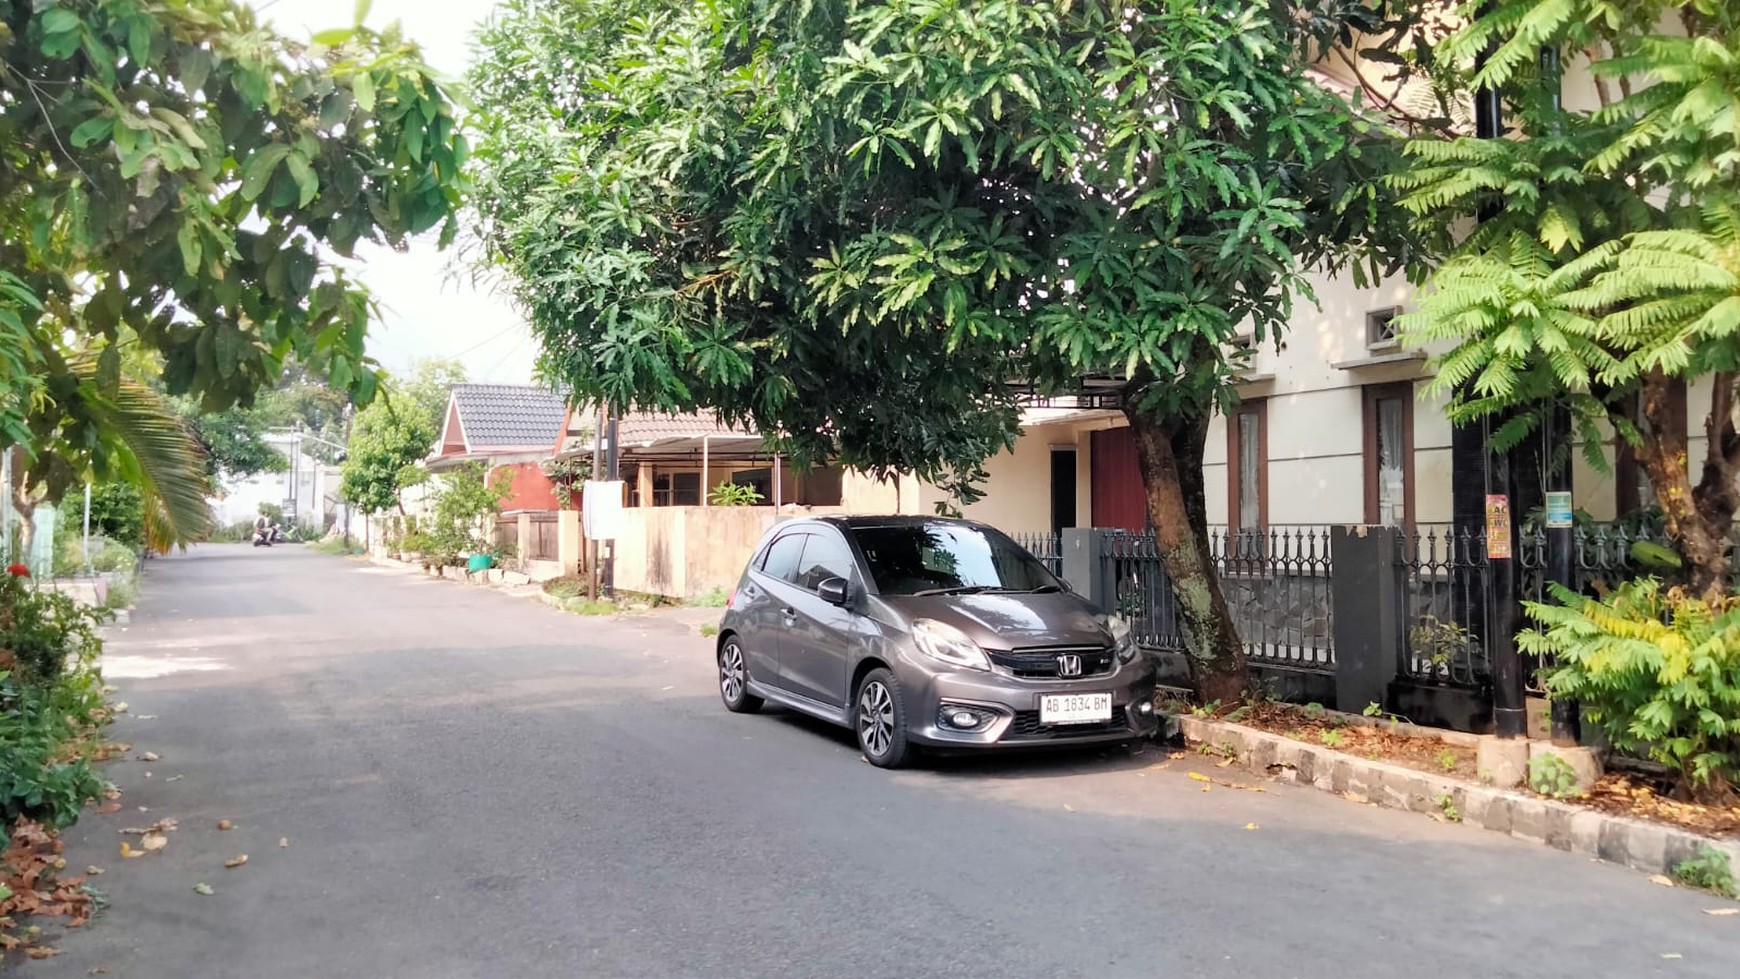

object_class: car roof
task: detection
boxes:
[815,515,996,532]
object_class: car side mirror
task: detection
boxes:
[817,576,850,606]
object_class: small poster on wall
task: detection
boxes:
[1485,494,1512,560]
[581,480,626,541]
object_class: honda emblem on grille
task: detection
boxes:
[1057,654,1083,677]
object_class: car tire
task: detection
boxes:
[853,668,912,769]
[718,636,763,713]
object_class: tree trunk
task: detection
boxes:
[1123,405,1247,702]
[1637,371,1735,597]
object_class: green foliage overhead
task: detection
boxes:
[1523,579,1740,805]
[1395,0,1740,590]
[0,0,468,507]
[179,404,288,481]
[468,0,1409,499]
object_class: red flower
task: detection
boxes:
[6,562,29,578]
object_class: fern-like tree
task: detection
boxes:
[1395,0,1740,595]
[469,0,1410,699]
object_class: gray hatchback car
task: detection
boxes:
[715,516,1159,767]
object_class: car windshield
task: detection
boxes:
[849,523,1061,596]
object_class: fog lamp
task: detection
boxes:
[950,710,981,729]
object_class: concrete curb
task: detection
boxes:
[1177,714,1740,887]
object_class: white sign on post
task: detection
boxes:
[581,480,626,541]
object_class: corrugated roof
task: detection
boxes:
[614,411,755,447]
[449,383,568,449]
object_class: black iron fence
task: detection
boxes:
[1394,527,1491,689]
[1103,527,1337,674]
[1011,532,1063,577]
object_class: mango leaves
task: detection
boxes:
[468,0,1406,495]
[0,0,467,505]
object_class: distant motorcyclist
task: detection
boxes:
[253,514,272,546]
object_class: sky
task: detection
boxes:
[252,0,537,384]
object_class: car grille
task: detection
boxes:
[1006,706,1129,740]
[988,645,1116,680]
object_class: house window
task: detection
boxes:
[1225,400,1267,553]
[650,473,702,507]
[1616,379,1688,515]
[1363,383,1414,528]
[1366,307,1401,351]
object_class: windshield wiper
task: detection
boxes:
[1024,583,1064,594]
[910,585,996,597]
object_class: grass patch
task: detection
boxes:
[310,536,365,556]
[689,586,729,608]
[564,598,618,616]
[699,624,719,637]
[542,575,591,600]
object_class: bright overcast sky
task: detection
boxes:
[252,0,537,384]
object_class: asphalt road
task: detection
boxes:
[27,545,1737,978]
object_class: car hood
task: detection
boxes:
[883,591,1112,649]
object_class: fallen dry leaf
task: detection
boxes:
[1167,751,1185,760]
[90,968,110,975]
[224,855,248,869]
[137,715,157,720]
[140,834,168,852]
[95,802,121,815]
[24,947,61,959]
[278,838,289,848]
[138,751,159,762]
[1062,805,1075,813]
[191,883,213,896]
[1661,953,1682,960]
[1650,875,1676,888]
[118,842,142,859]
[217,819,234,831]
[113,702,127,712]
[1187,772,1211,782]
[1704,908,1739,916]
[1244,823,1260,830]
[1215,757,1235,768]
[165,775,184,782]
[86,866,104,876]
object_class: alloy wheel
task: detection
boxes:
[857,680,895,758]
[720,641,746,703]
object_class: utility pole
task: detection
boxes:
[1472,7,1527,740]
[603,411,619,599]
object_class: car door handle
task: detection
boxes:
[780,607,796,621]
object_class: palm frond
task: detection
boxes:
[73,362,216,552]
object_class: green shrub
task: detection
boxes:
[103,578,136,611]
[90,538,137,574]
[1527,752,1579,799]
[0,575,108,686]
[0,671,106,847]
[707,482,763,507]
[1673,846,1736,898]
[1522,579,1740,803]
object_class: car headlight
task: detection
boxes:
[1110,616,1138,664]
[911,619,990,672]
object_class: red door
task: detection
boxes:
[1090,427,1149,532]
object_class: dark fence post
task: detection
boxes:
[1062,528,1117,614]
[1330,526,1401,713]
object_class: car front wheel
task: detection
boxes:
[718,637,763,713]
[854,668,912,768]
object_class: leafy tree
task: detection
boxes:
[421,462,511,566]
[178,403,288,481]
[339,359,467,516]
[56,481,145,551]
[469,0,1406,697]
[0,0,467,516]
[1395,0,1740,595]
